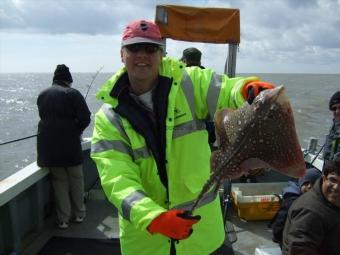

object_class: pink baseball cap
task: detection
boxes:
[121,20,164,46]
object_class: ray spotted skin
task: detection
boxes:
[190,86,306,212]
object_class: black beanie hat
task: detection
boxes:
[181,47,202,62]
[329,91,340,110]
[298,167,321,188]
[53,64,73,83]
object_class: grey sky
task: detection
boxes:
[1,0,339,73]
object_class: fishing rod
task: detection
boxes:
[83,65,105,197]
[84,66,104,100]
[0,134,38,146]
[0,66,104,147]
[310,143,325,165]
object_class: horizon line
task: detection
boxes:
[1,71,339,75]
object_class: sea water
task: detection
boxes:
[0,72,338,180]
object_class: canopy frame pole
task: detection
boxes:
[225,43,238,77]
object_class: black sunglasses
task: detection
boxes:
[331,106,340,111]
[125,43,161,54]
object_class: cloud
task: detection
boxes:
[0,0,162,34]
[0,0,339,73]
[234,0,340,71]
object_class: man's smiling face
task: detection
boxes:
[121,43,162,90]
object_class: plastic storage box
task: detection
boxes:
[231,182,287,221]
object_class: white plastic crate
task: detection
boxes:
[255,246,281,255]
[232,182,286,220]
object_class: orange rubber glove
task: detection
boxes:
[242,81,275,104]
[147,209,201,240]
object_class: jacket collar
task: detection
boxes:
[95,57,185,108]
[53,80,70,87]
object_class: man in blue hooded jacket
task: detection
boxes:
[270,167,321,248]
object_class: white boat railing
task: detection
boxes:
[0,138,93,254]
[303,137,324,171]
[0,138,92,207]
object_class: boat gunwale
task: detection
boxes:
[0,138,92,207]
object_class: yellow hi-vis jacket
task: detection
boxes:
[91,57,259,255]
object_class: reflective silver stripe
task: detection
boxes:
[207,73,222,119]
[91,140,151,160]
[172,188,218,211]
[101,104,130,143]
[91,139,132,156]
[99,104,151,160]
[122,190,146,221]
[181,71,195,117]
[133,146,151,160]
[173,119,206,138]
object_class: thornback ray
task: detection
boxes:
[190,86,306,213]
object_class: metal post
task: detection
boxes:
[224,43,238,77]
[308,137,319,154]
[155,5,167,57]
[162,38,167,57]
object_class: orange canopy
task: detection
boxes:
[155,5,240,44]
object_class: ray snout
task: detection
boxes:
[264,85,287,105]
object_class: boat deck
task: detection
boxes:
[21,190,120,255]
[2,138,310,255]
[230,215,278,255]
[20,189,280,255]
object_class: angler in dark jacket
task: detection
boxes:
[323,91,340,161]
[37,67,91,167]
[37,64,91,228]
[282,157,340,255]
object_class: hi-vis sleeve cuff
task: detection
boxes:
[121,190,147,220]
[121,190,167,230]
[229,76,260,107]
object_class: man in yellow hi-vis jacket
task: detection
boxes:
[91,19,274,255]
